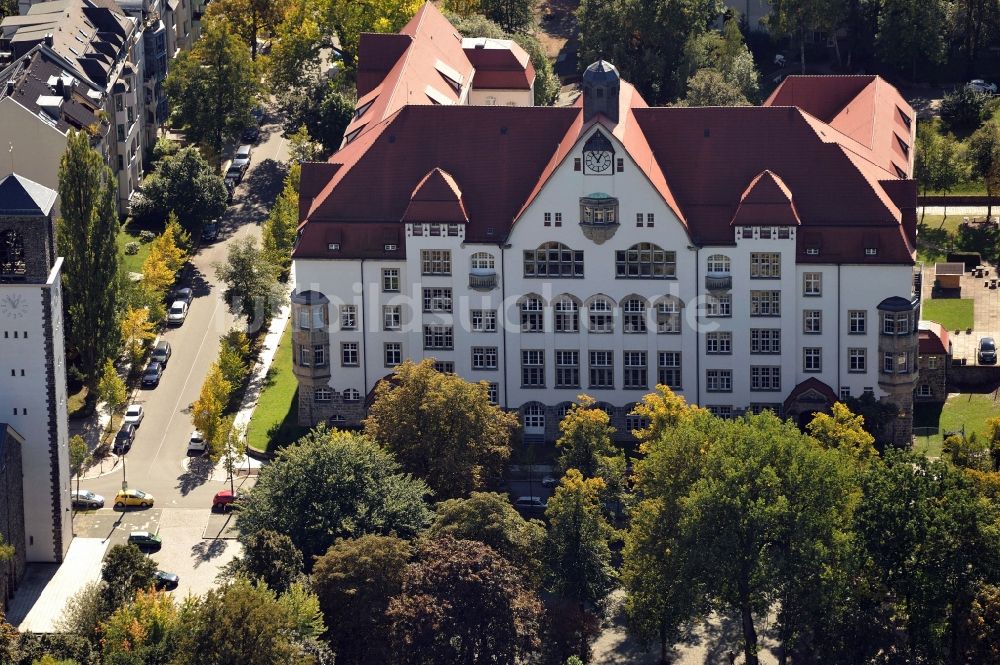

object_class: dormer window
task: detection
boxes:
[354,100,373,119]
[895,134,909,156]
[806,248,819,256]
[327,243,340,251]
[384,244,398,251]
[865,247,878,256]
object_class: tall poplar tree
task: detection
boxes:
[57,130,123,387]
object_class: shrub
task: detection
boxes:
[124,241,140,255]
[941,87,989,134]
[138,230,156,243]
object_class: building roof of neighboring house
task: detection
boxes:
[0,173,58,216]
[462,37,534,90]
[0,44,105,135]
[295,7,917,265]
[0,0,134,88]
[919,320,952,355]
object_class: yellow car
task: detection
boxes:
[114,488,155,509]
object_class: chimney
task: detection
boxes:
[44,34,54,48]
[5,80,13,95]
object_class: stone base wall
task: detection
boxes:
[0,432,26,611]
[297,384,366,428]
[915,354,948,402]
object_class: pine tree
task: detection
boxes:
[57,131,123,386]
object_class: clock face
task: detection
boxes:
[584,150,613,174]
[1,293,27,319]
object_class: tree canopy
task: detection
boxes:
[132,147,227,230]
[214,236,287,330]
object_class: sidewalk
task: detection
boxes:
[919,206,997,216]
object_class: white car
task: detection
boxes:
[166,301,188,326]
[968,79,997,94]
[123,404,144,427]
[188,430,207,455]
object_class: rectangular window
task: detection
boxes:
[588,302,614,333]
[636,212,643,227]
[706,294,732,318]
[520,298,545,333]
[882,312,912,336]
[706,331,732,354]
[623,351,647,390]
[750,252,781,279]
[750,291,781,317]
[555,213,562,224]
[848,348,867,373]
[422,288,453,313]
[804,348,822,372]
[777,228,791,239]
[383,305,401,331]
[928,356,938,370]
[117,124,125,142]
[544,212,551,223]
[803,272,822,296]
[298,345,311,367]
[646,213,654,227]
[382,268,400,292]
[750,329,781,354]
[657,300,681,333]
[434,361,454,373]
[883,351,910,374]
[617,157,624,172]
[750,366,781,391]
[472,346,498,370]
[574,157,581,171]
[708,405,733,419]
[706,369,733,392]
[471,309,497,333]
[803,309,822,334]
[340,305,357,330]
[384,343,401,367]
[589,351,614,389]
[555,350,580,388]
[623,302,647,333]
[849,310,867,334]
[487,383,499,404]
[313,345,326,367]
[554,301,579,333]
[421,250,452,276]
[341,342,359,366]
[759,228,772,239]
[658,352,681,389]
[423,325,453,350]
[917,384,932,397]
[521,350,545,387]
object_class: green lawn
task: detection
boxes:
[247,322,306,453]
[914,391,1000,458]
[117,223,153,273]
[921,298,974,331]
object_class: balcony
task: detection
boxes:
[705,273,732,291]
[469,270,497,291]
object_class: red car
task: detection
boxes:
[212,490,243,512]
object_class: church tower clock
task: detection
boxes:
[0,173,72,563]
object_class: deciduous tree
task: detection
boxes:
[555,395,625,507]
[236,427,431,565]
[262,165,300,278]
[429,491,545,584]
[69,435,90,498]
[192,363,232,451]
[387,537,543,665]
[969,120,1000,219]
[214,236,286,330]
[806,401,877,463]
[120,307,156,368]
[876,0,948,79]
[165,17,260,165]
[101,544,158,615]
[679,68,750,107]
[132,147,227,230]
[96,359,127,433]
[365,359,517,499]
[481,0,531,33]
[205,0,290,59]
[222,529,304,593]
[312,534,411,664]
[915,122,969,221]
[57,130,122,387]
[99,588,178,665]
[767,0,844,74]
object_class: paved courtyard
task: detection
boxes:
[921,261,1000,361]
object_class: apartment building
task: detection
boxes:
[291,3,921,447]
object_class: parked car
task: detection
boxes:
[241,124,260,143]
[71,490,104,509]
[978,337,997,364]
[123,404,144,427]
[226,144,252,183]
[114,488,154,509]
[166,301,188,326]
[250,104,265,126]
[541,474,558,488]
[127,531,162,550]
[150,341,171,367]
[112,423,136,455]
[968,79,998,94]
[202,220,220,242]
[154,570,179,590]
[188,430,207,455]
[512,496,547,514]
[141,361,163,388]
[172,287,193,306]
[212,489,244,511]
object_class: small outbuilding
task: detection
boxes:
[935,262,965,290]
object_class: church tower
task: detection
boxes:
[582,60,621,123]
[0,174,72,563]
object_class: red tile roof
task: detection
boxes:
[463,38,535,90]
[402,168,469,223]
[919,321,952,355]
[730,170,801,227]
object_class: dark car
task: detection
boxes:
[172,287,193,306]
[127,531,162,550]
[154,570,179,590]
[212,489,244,511]
[241,124,260,143]
[150,340,171,367]
[979,337,997,365]
[250,104,265,126]
[141,361,163,388]
[112,423,136,455]
[202,221,220,242]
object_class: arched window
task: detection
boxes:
[587,296,614,333]
[519,295,545,332]
[656,296,683,334]
[615,242,675,279]
[343,388,361,402]
[522,403,545,433]
[556,403,574,420]
[621,297,647,333]
[471,252,495,270]
[553,296,580,333]
[523,242,584,278]
[707,254,731,274]
[0,230,26,278]
[328,414,346,425]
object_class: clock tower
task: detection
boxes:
[0,173,72,564]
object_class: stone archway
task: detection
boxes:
[783,378,838,430]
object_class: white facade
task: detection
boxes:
[293,125,918,439]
